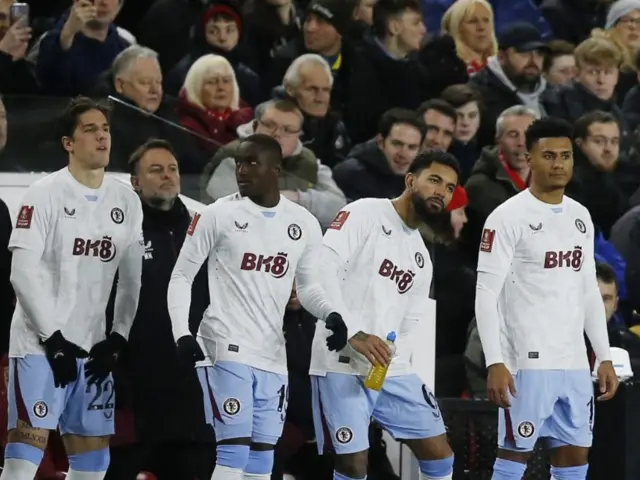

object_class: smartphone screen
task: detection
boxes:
[9,3,30,26]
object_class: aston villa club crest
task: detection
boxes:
[335,426,353,444]
[288,224,302,241]
[110,207,124,224]
[223,398,241,415]
[517,421,535,439]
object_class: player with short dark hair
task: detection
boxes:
[408,149,460,176]
[3,96,144,480]
[234,134,284,202]
[167,133,348,480]
[310,150,460,480]
[475,116,618,480]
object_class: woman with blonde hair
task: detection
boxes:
[177,54,253,152]
[441,0,497,75]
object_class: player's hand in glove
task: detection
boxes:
[597,360,619,401]
[325,312,348,351]
[487,363,516,408]
[348,331,392,367]
[41,330,87,388]
[85,332,127,386]
[176,335,205,367]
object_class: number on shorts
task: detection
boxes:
[277,384,289,412]
[422,385,440,412]
[588,397,594,430]
[86,379,115,416]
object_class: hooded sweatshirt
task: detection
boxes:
[486,56,547,118]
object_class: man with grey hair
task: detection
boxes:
[96,45,204,173]
[283,53,334,118]
[200,98,346,229]
[279,53,350,168]
[109,45,163,113]
[460,105,537,265]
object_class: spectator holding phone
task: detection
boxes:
[0,0,38,94]
[35,0,133,95]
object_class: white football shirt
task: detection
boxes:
[309,198,433,377]
[8,167,144,357]
[168,194,334,375]
[476,189,611,372]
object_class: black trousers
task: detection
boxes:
[105,441,216,480]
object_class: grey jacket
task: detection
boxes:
[204,122,346,229]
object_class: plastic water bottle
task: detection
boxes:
[364,331,396,391]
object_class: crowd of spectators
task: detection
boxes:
[3,0,640,478]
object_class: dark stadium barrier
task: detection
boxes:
[0,94,213,200]
[588,380,640,480]
[438,398,549,480]
[439,379,640,480]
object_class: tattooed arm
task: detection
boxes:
[348,330,391,366]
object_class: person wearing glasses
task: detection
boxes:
[200,98,346,230]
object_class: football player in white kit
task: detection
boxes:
[475,116,619,480]
[167,134,348,480]
[3,97,144,480]
[309,150,460,480]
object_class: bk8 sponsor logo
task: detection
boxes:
[72,236,117,263]
[240,252,289,278]
[543,247,583,271]
[378,259,415,294]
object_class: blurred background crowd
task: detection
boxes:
[2,0,640,478]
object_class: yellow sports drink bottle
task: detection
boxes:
[364,331,396,391]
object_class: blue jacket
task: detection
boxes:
[37,17,131,95]
[421,0,551,38]
[595,231,628,301]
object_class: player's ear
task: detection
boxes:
[575,138,583,148]
[130,174,140,192]
[61,135,73,153]
[405,172,414,190]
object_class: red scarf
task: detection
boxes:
[466,59,487,76]
[207,108,232,121]
[499,152,527,191]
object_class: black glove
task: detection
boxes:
[176,335,205,367]
[41,330,87,388]
[325,312,348,351]
[85,333,127,386]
